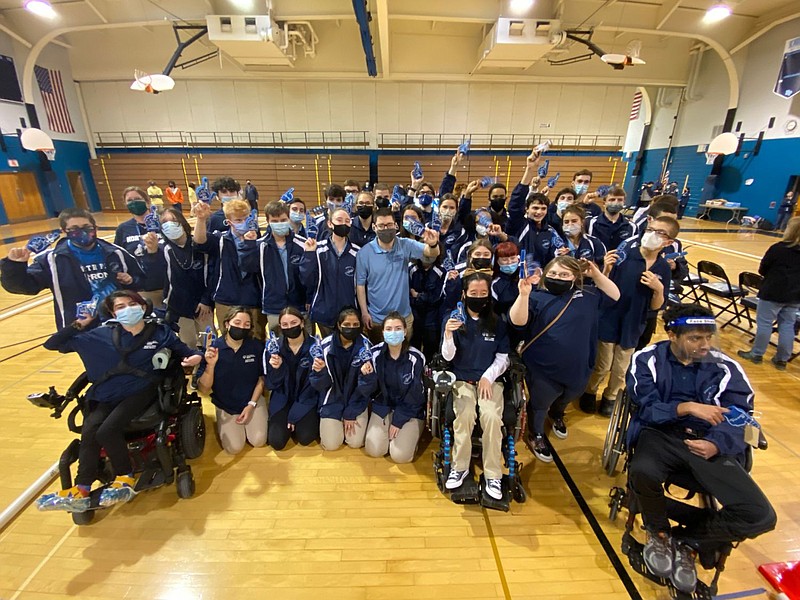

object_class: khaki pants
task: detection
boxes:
[368,313,414,345]
[364,412,424,463]
[214,397,268,454]
[585,342,635,401]
[319,409,368,451]
[139,289,164,310]
[452,381,504,480]
[177,314,215,348]
[215,303,267,341]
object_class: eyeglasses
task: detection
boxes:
[65,226,96,233]
[375,223,397,231]
[645,227,671,239]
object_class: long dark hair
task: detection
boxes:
[278,306,306,342]
[462,272,497,335]
[159,206,192,239]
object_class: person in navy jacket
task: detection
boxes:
[560,205,610,271]
[409,255,447,360]
[310,307,372,451]
[358,312,427,463]
[349,191,377,247]
[442,239,494,318]
[585,186,637,252]
[509,256,620,463]
[2,208,144,330]
[114,185,166,306]
[264,307,320,450]
[625,304,775,594]
[581,216,678,417]
[438,192,470,258]
[491,241,522,318]
[441,272,510,501]
[207,177,242,235]
[197,306,267,454]
[36,290,201,512]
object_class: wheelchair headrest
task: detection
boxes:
[433,370,456,393]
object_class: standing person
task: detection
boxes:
[350,191,377,247]
[507,181,562,268]
[572,169,602,218]
[409,252,446,361]
[586,187,637,252]
[775,191,797,232]
[561,205,609,270]
[738,217,800,370]
[546,187,577,234]
[356,207,440,343]
[287,197,307,236]
[491,241,522,318]
[147,181,163,207]
[165,181,184,212]
[678,186,691,220]
[197,307,267,454]
[438,192,471,258]
[264,307,320,449]
[487,183,509,229]
[359,312,426,463]
[509,257,620,462]
[244,179,259,211]
[1,208,143,329]
[187,182,199,215]
[343,179,361,197]
[441,272,510,500]
[207,177,243,235]
[580,216,678,416]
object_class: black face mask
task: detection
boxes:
[465,296,490,313]
[490,198,506,212]
[281,325,303,340]
[227,325,251,341]
[375,196,390,209]
[332,223,351,238]
[356,205,374,219]
[471,257,492,270]
[376,228,397,244]
[340,326,361,341]
[544,277,574,295]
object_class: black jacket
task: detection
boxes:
[758,241,800,303]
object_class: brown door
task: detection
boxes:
[67,171,88,210]
[0,172,46,222]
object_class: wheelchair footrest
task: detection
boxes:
[135,466,170,492]
[450,478,481,504]
[480,475,510,513]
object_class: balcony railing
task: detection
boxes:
[94,131,370,150]
[378,132,622,151]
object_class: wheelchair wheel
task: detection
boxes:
[176,467,195,499]
[602,391,629,477]
[179,405,205,460]
[512,478,526,503]
[72,510,94,526]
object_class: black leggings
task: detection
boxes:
[628,429,776,544]
[526,374,586,435]
[76,386,157,486]
[410,319,441,362]
[268,405,320,450]
[636,315,658,351]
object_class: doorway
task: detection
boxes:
[67,171,89,210]
[0,172,46,222]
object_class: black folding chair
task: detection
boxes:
[736,271,763,331]
[696,260,747,328]
[677,271,708,303]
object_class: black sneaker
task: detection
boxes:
[671,543,697,594]
[737,350,763,364]
[579,392,597,414]
[530,434,553,463]
[772,358,788,371]
[643,531,673,578]
[598,397,615,417]
[551,418,568,440]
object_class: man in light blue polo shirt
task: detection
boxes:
[357,207,440,342]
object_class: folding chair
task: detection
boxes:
[696,260,747,328]
[736,271,763,331]
[677,271,708,303]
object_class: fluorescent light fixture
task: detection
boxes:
[510,0,534,13]
[704,3,732,23]
[601,53,645,66]
[23,0,56,18]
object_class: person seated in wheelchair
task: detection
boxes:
[36,291,202,513]
[441,271,510,500]
[626,303,776,594]
[358,312,426,463]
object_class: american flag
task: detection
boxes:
[629,90,643,121]
[34,65,74,134]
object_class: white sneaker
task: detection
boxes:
[445,469,469,490]
[485,478,503,500]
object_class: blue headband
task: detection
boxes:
[667,317,717,328]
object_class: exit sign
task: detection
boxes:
[7,159,19,167]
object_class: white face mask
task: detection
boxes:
[161,221,184,240]
[641,231,663,250]
[563,223,581,237]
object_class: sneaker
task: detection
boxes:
[99,475,137,507]
[579,392,597,414]
[445,469,469,490]
[643,531,673,578]
[772,358,788,371]
[737,350,763,364]
[671,543,698,594]
[36,485,90,513]
[551,418,568,440]
[485,478,503,500]
[598,397,615,417]
[531,434,553,463]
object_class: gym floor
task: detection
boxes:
[0,214,795,600]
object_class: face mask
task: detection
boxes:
[375,196,390,209]
[290,211,305,223]
[471,257,492,270]
[544,277,573,295]
[356,205,374,219]
[340,326,361,341]
[327,200,343,214]
[641,231,663,250]
[417,193,434,207]
[270,221,292,237]
[115,305,145,326]
[161,221,184,240]
[281,325,303,339]
[475,224,488,237]
[377,228,397,244]
[227,325,251,341]
[490,198,506,212]
[66,228,96,248]
[384,330,405,346]
[574,183,588,195]
[563,223,581,237]
[557,200,569,212]
[606,203,624,214]
[127,200,148,216]
[332,223,351,238]
[499,263,518,275]
[465,296,489,313]
[421,255,437,266]
[440,208,456,221]
[220,195,237,203]
[231,221,249,235]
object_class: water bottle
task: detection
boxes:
[480,176,495,188]
[535,139,551,154]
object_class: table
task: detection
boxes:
[696,204,749,225]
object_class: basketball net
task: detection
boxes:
[134,69,155,94]
[705,152,720,166]
[39,148,55,161]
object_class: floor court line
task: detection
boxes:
[9,524,77,600]
[482,508,512,600]
[683,240,762,261]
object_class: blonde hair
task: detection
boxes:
[783,216,800,248]
[223,199,251,220]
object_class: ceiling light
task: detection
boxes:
[23,0,56,18]
[704,3,732,23]
[510,0,534,13]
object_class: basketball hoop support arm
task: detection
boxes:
[162,25,209,77]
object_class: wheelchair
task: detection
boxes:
[602,390,768,599]
[28,355,206,526]
[426,353,527,512]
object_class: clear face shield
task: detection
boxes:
[666,318,721,365]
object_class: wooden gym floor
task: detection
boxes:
[0,214,796,600]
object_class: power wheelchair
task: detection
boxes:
[602,389,768,600]
[28,354,206,526]
[426,353,527,512]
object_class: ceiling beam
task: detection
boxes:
[390,14,495,25]
[655,0,681,30]
[375,0,390,77]
[84,0,108,24]
[730,3,800,54]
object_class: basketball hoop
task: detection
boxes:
[705,152,720,165]
[20,127,55,161]
[130,69,175,94]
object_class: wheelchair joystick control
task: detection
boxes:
[152,348,172,370]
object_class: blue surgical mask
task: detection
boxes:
[161,221,184,240]
[231,221,249,235]
[290,211,305,223]
[383,330,405,346]
[499,263,519,275]
[220,195,238,203]
[270,221,292,236]
[574,183,588,195]
[115,305,145,326]
[557,200,569,212]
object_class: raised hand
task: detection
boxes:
[8,248,31,262]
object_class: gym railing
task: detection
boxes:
[94,131,371,150]
[378,133,623,152]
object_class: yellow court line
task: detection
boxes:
[482,508,512,600]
